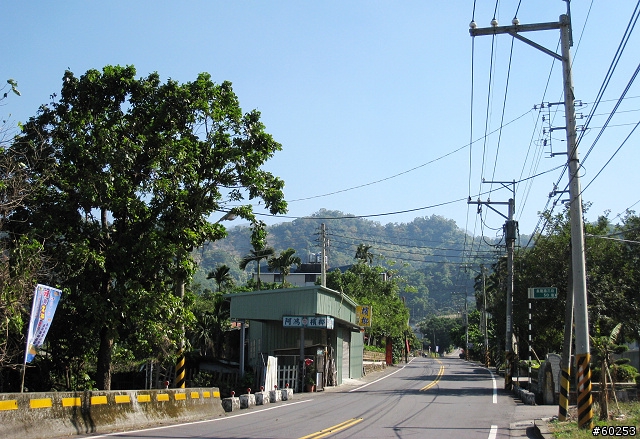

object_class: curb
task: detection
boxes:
[534,417,554,439]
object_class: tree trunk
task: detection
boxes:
[600,360,609,420]
[96,326,114,390]
[256,261,261,290]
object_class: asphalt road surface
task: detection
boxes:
[81,355,551,439]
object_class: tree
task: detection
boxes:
[591,323,627,420]
[418,315,461,354]
[354,243,375,265]
[10,65,287,390]
[267,248,301,286]
[0,79,53,388]
[326,262,410,359]
[188,290,230,358]
[481,206,640,374]
[207,265,234,293]
[239,245,275,290]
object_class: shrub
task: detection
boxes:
[611,364,638,382]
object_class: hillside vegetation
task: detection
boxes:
[192,209,499,321]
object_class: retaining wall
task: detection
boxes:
[0,387,224,439]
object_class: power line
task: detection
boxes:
[286,109,534,203]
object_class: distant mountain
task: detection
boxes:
[191,209,500,321]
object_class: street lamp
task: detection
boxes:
[216,210,238,223]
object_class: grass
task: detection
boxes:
[549,401,640,438]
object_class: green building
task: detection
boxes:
[225,285,363,391]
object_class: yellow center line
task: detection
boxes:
[420,360,445,391]
[299,417,364,439]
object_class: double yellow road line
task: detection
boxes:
[301,359,444,438]
[300,417,364,439]
[420,359,444,391]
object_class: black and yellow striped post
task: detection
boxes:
[558,366,571,421]
[575,353,593,429]
[175,348,186,389]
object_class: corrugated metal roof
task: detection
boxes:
[224,286,358,326]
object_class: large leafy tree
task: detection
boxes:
[0,80,53,386]
[9,65,286,390]
[325,263,410,348]
[418,315,462,353]
[482,207,640,370]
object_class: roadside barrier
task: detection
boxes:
[223,385,294,412]
[0,387,224,439]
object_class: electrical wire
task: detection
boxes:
[286,108,534,204]
[524,3,640,246]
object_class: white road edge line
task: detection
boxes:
[488,368,497,403]
[349,357,415,392]
[488,424,498,439]
[87,399,313,438]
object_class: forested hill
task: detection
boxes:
[192,209,500,321]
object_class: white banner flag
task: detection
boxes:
[24,284,62,363]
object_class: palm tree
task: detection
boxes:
[268,248,301,286]
[207,265,233,292]
[355,243,374,265]
[239,246,275,290]
[190,292,230,357]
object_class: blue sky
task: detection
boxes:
[3,1,639,239]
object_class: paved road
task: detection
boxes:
[80,355,556,439]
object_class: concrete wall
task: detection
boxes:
[0,387,224,439]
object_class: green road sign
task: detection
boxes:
[528,287,558,299]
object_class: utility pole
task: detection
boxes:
[464,296,469,361]
[469,181,516,389]
[482,265,489,368]
[321,223,327,287]
[470,5,593,428]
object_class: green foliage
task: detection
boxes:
[9,65,286,389]
[354,243,375,264]
[518,359,541,371]
[3,78,20,99]
[326,263,410,343]
[267,248,301,285]
[550,401,640,436]
[198,209,484,321]
[418,315,462,353]
[207,265,234,292]
[187,290,230,358]
[0,112,48,372]
[610,364,638,383]
[191,371,216,387]
[239,245,275,290]
[480,208,640,366]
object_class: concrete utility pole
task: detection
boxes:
[482,266,490,367]
[469,181,516,389]
[321,223,327,287]
[470,6,593,428]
